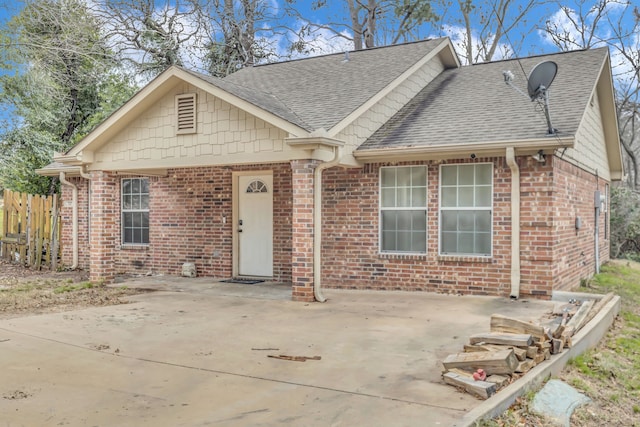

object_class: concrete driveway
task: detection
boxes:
[0,279,557,426]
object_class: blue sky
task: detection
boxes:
[0,0,637,126]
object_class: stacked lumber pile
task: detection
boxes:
[441,293,614,400]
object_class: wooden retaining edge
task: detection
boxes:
[453,294,621,427]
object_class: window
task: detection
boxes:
[175,93,197,134]
[380,166,427,253]
[122,178,149,245]
[440,164,492,256]
[246,179,268,193]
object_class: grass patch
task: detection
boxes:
[53,281,95,294]
[482,260,640,426]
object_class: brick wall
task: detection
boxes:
[63,154,610,299]
[320,156,610,298]
[66,164,292,283]
[519,158,555,297]
[88,171,118,283]
[320,157,514,296]
[60,176,90,270]
[552,156,609,290]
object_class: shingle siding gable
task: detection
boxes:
[335,55,446,161]
[222,38,449,132]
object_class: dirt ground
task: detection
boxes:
[0,259,148,319]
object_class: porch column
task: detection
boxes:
[89,171,117,283]
[290,160,319,302]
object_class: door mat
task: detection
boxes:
[220,278,265,285]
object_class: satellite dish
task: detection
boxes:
[527,61,558,135]
[527,61,557,100]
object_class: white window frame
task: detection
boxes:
[379,165,428,254]
[121,177,150,246]
[439,163,493,257]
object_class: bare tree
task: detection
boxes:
[285,0,437,51]
[436,0,540,64]
[541,0,640,187]
[96,0,209,76]
[204,0,276,77]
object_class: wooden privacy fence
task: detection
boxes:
[1,189,61,270]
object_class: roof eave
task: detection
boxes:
[353,137,575,162]
[35,165,82,177]
[596,54,624,181]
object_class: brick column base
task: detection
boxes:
[290,160,319,302]
[89,171,117,284]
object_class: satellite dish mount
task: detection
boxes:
[527,61,558,135]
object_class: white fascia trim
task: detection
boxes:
[286,136,345,150]
[35,165,82,177]
[67,67,183,157]
[353,137,575,161]
[327,39,457,138]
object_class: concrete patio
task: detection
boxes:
[0,277,619,426]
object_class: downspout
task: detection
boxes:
[79,167,92,260]
[595,189,601,275]
[313,147,341,302]
[59,172,78,270]
[506,148,521,299]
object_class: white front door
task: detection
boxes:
[238,174,273,277]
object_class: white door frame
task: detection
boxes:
[232,170,273,277]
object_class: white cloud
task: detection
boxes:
[259,21,354,63]
[539,7,585,49]
[439,24,512,65]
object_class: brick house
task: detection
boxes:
[38,38,622,302]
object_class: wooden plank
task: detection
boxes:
[535,340,551,351]
[465,343,527,361]
[469,332,533,347]
[268,354,321,362]
[442,371,497,399]
[1,191,8,254]
[50,194,59,271]
[486,375,510,389]
[552,302,578,316]
[442,349,519,375]
[551,338,564,355]
[524,346,538,359]
[564,300,595,336]
[582,293,615,328]
[35,195,45,270]
[515,359,536,373]
[19,192,27,265]
[533,352,546,364]
[490,314,546,342]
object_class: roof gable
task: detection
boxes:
[221,38,457,133]
[61,38,458,162]
[360,48,611,151]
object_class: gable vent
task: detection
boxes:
[175,93,197,134]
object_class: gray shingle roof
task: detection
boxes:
[211,38,449,132]
[359,47,608,150]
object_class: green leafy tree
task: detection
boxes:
[0,0,136,194]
